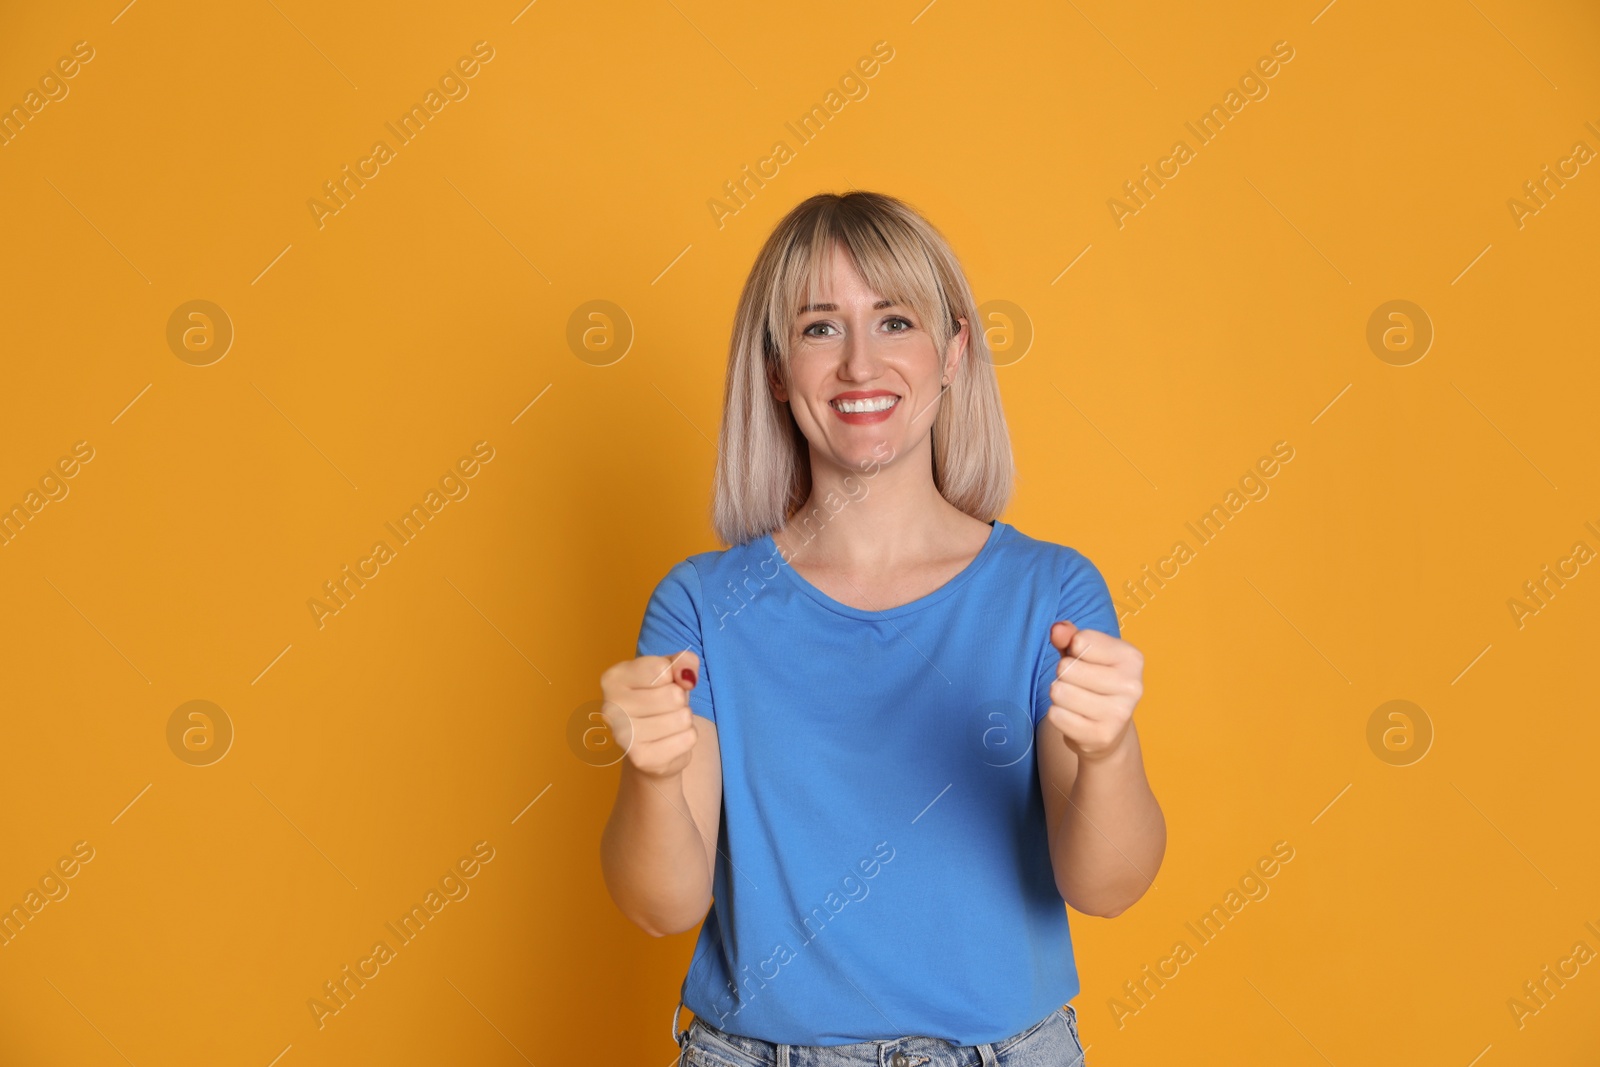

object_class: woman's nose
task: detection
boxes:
[840,330,883,379]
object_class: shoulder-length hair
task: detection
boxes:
[710,190,1014,547]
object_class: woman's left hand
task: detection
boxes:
[1043,620,1144,763]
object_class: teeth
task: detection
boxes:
[832,396,899,413]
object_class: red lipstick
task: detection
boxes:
[828,390,901,425]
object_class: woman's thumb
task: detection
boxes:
[671,649,700,690]
[1050,621,1079,657]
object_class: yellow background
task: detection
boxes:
[2,0,1597,1063]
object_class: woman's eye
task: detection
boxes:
[801,317,913,337]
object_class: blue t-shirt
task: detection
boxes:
[634,518,1120,1046]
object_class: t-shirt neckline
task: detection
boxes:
[761,519,1007,621]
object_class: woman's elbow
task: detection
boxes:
[1060,883,1113,917]
[620,897,712,938]
[1066,896,1126,919]
[1063,880,1151,918]
[638,914,694,938]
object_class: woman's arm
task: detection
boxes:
[1037,621,1165,917]
[600,717,723,936]
[1038,720,1165,916]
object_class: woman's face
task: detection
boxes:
[771,243,966,479]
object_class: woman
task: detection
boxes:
[600,191,1164,1066]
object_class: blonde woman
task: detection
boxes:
[601,191,1164,1066]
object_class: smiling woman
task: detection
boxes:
[600,190,1165,1065]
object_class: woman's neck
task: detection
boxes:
[774,451,985,571]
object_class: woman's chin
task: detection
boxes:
[814,437,902,475]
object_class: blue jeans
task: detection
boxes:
[671,998,1088,1067]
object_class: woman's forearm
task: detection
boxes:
[1050,725,1166,917]
[600,764,714,937]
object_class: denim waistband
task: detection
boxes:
[671,996,1072,1067]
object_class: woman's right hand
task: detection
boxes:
[598,650,702,779]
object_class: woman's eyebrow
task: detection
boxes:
[797,299,900,314]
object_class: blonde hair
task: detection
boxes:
[710,191,1015,547]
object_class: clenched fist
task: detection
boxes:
[1043,621,1144,763]
[598,650,702,779]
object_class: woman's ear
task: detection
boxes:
[945,316,970,380]
[767,362,788,403]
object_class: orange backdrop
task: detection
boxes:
[2,1,1597,1064]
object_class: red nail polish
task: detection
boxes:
[681,667,697,685]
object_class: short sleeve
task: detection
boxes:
[635,559,716,723]
[1033,547,1121,727]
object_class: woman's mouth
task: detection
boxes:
[829,394,900,423]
